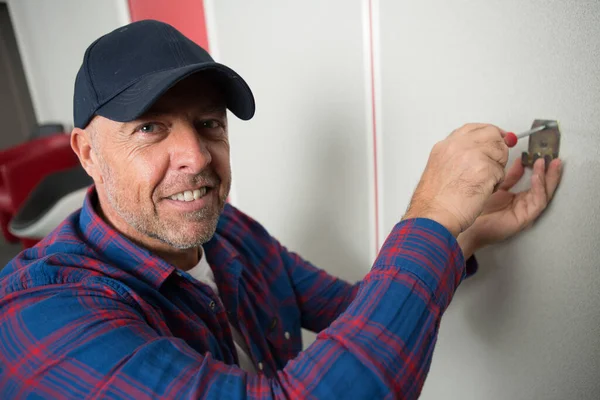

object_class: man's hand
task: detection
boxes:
[403,124,509,237]
[457,156,562,258]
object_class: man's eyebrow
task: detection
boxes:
[116,104,227,133]
[116,122,133,135]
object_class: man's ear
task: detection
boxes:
[71,127,104,184]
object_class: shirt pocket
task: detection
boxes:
[266,312,303,369]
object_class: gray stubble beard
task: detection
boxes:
[100,160,229,250]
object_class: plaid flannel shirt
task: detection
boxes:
[0,188,474,399]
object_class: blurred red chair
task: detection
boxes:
[10,165,92,249]
[0,133,78,244]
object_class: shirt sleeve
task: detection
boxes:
[276,242,361,333]
[0,218,466,399]
[275,227,476,333]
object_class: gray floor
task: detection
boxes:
[0,238,22,270]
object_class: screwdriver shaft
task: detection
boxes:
[516,124,547,139]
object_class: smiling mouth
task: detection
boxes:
[168,187,211,202]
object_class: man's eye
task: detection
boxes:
[200,120,221,129]
[139,123,157,133]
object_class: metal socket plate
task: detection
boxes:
[521,119,561,167]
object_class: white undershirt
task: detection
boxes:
[186,248,256,373]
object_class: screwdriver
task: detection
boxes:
[504,121,558,148]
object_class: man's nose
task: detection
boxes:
[169,122,212,173]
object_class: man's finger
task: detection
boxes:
[499,158,525,191]
[480,140,509,168]
[545,158,562,200]
[529,158,548,213]
[474,126,509,166]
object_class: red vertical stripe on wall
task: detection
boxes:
[127,0,210,51]
[368,0,380,252]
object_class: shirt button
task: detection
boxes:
[284,331,291,340]
[269,318,278,331]
[209,301,216,311]
[257,362,264,371]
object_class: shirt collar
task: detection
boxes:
[79,186,176,289]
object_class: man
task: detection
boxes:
[0,20,561,399]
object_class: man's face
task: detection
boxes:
[90,75,231,249]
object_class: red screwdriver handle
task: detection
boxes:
[504,132,518,148]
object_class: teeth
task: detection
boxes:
[169,187,208,202]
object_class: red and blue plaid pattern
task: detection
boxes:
[0,188,470,399]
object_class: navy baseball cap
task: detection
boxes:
[73,20,255,129]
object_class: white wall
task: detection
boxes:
[8,0,599,397]
[379,0,600,398]
[6,0,130,127]
[209,0,375,283]
[214,0,600,398]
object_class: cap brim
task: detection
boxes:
[95,63,255,123]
